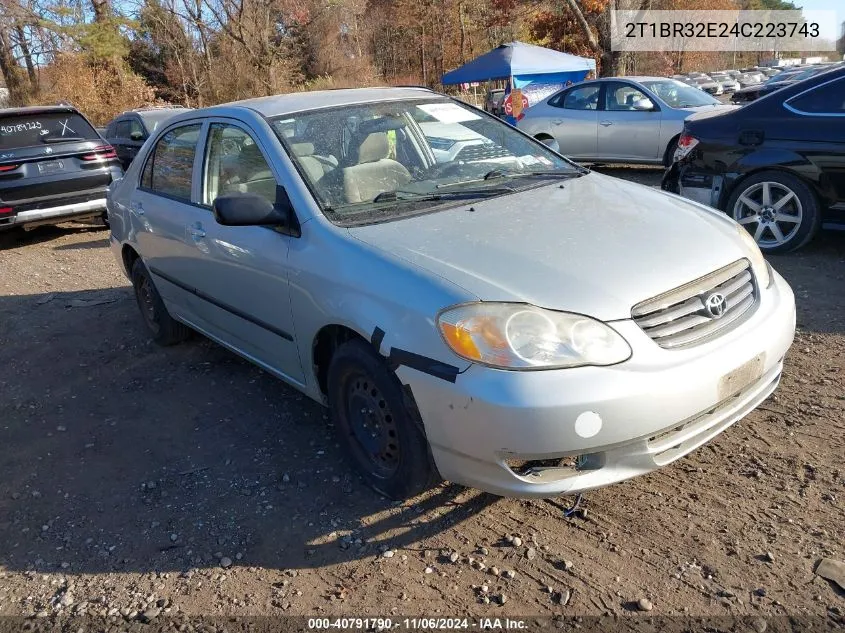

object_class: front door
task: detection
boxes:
[596,82,663,161]
[179,119,305,385]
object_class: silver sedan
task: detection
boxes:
[518,77,735,166]
[107,87,794,500]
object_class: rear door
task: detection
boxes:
[131,121,206,322]
[545,84,600,159]
[596,81,662,161]
[0,110,115,210]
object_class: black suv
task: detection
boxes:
[663,66,845,253]
[104,107,192,170]
[0,105,122,232]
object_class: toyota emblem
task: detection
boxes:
[704,292,727,319]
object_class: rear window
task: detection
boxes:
[0,112,99,150]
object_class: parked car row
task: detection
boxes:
[0,104,190,232]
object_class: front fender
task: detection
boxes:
[288,218,475,401]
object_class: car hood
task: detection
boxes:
[348,173,749,321]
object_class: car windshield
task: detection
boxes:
[0,111,99,150]
[139,110,191,132]
[269,98,576,223]
[639,80,720,107]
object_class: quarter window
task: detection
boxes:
[141,123,201,200]
[203,123,277,206]
[787,78,845,114]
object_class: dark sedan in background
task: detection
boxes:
[104,106,192,170]
[663,66,845,253]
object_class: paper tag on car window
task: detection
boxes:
[417,103,481,124]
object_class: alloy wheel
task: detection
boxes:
[732,181,803,248]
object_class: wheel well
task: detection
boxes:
[121,244,140,277]
[718,167,820,211]
[312,325,367,397]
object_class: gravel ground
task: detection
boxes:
[1,168,844,626]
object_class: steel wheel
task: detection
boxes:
[344,372,400,479]
[732,181,803,248]
[136,274,160,335]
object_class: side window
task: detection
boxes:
[787,78,845,114]
[129,118,145,139]
[203,123,276,206]
[604,82,650,111]
[142,123,201,200]
[115,120,131,138]
[558,85,600,110]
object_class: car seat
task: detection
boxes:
[342,132,411,203]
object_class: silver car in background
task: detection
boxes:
[518,77,735,166]
[108,87,795,500]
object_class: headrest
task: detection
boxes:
[290,142,315,157]
[357,132,389,163]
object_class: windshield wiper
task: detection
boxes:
[372,186,515,203]
[483,168,585,181]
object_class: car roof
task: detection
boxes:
[201,87,441,118]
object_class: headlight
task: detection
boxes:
[437,303,631,370]
[735,224,771,288]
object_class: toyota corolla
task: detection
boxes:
[107,87,795,499]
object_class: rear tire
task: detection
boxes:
[726,170,820,254]
[130,259,192,346]
[327,339,438,499]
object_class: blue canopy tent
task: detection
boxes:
[442,42,596,123]
[442,41,595,86]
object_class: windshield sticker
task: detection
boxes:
[417,103,481,124]
[1,120,43,136]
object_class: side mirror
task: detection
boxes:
[537,136,560,153]
[632,98,656,111]
[212,186,300,236]
[130,131,145,141]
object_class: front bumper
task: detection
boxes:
[662,163,722,208]
[401,270,795,497]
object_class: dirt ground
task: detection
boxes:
[0,167,843,627]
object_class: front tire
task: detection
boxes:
[131,259,192,346]
[327,339,438,499]
[726,171,821,254]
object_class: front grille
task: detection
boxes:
[632,259,757,349]
[455,143,512,162]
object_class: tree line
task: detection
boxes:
[0,0,821,123]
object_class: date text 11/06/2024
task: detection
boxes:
[307,618,528,630]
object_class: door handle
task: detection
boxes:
[552,119,563,125]
[189,226,206,240]
[600,120,613,127]
[130,201,144,215]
